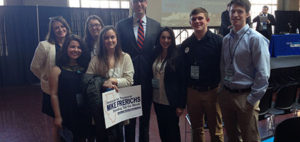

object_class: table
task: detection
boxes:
[269,55,300,91]
[269,34,300,57]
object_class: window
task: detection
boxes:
[68,0,130,9]
[0,0,4,5]
[173,28,218,45]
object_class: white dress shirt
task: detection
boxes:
[133,15,147,42]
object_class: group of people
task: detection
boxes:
[30,0,271,142]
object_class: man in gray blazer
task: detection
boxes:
[116,0,161,141]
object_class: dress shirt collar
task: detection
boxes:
[191,30,212,42]
[230,24,249,39]
[133,14,147,25]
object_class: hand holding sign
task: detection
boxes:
[102,85,142,128]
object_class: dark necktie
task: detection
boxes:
[137,19,144,49]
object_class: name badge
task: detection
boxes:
[262,24,267,30]
[224,66,234,82]
[190,65,199,80]
[152,78,160,89]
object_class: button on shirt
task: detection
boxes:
[221,24,271,105]
[181,30,222,87]
[133,15,147,42]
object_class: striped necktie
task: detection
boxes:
[137,19,144,49]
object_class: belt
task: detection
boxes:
[224,86,251,93]
[190,84,218,92]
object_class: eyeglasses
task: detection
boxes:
[88,24,101,28]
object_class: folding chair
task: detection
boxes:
[259,88,273,120]
[274,85,298,113]
[185,114,192,142]
[263,85,298,135]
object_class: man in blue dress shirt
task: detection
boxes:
[220,0,270,141]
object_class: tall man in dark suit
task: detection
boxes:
[253,5,276,40]
[116,0,161,141]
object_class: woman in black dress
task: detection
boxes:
[49,35,90,141]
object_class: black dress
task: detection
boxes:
[58,66,88,138]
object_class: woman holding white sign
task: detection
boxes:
[152,27,186,142]
[85,26,134,142]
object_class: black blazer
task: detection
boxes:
[116,16,161,94]
[253,14,276,36]
[220,10,231,36]
[155,48,186,108]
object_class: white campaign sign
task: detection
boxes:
[102,85,142,128]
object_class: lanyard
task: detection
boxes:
[228,28,249,64]
[154,57,166,75]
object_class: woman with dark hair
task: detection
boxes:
[85,26,134,142]
[84,15,104,57]
[30,16,71,141]
[49,34,90,142]
[152,27,186,142]
[83,14,105,142]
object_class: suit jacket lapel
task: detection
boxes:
[144,17,151,49]
[128,17,142,52]
[128,17,136,46]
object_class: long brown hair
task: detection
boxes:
[154,27,178,71]
[97,26,122,77]
[45,16,71,44]
[83,15,104,52]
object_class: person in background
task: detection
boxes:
[180,7,224,142]
[220,3,252,36]
[49,35,90,142]
[220,0,270,141]
[116,0,161,141]
[84,15,104,57]
[152,27,186,142]
[253,5,276,40]
[30,16,71,142]
[85,26,134,142]
[83,15,105,142]
[220,3,232,36]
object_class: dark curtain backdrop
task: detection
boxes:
[0,6,38,87]
[38,6,129,39]
[0,6,129,87]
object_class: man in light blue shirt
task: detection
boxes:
[220,0,270,141]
